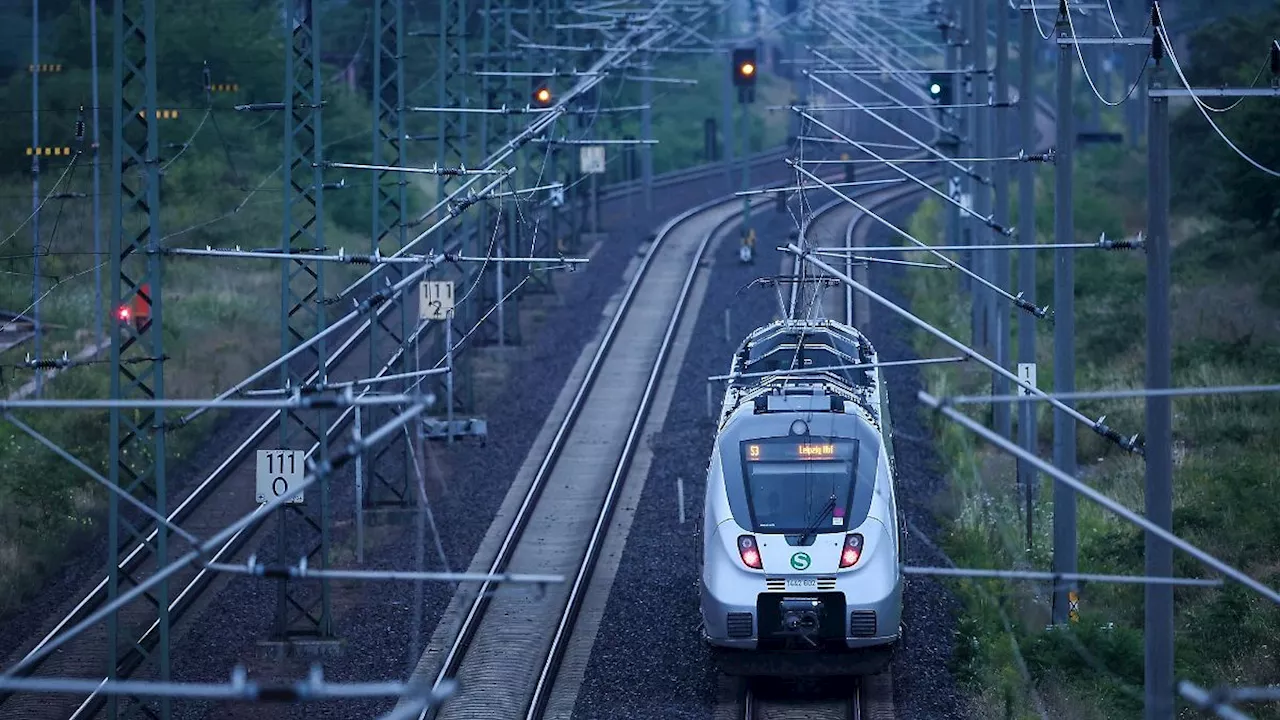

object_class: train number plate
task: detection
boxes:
[785,577,818,591]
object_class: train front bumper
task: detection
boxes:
[700,568,903,651]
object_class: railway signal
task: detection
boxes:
[531,78,553,108]
[114,283,151,331]
[732,48,757,103]
[926,72,953,106]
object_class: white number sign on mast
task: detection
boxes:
[256,449,306,504]
[419,280,456,321]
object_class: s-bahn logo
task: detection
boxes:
[790,552,811,571]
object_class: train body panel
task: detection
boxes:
[698,318,903,676]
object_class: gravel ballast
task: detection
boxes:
[150,159,823,720]
[569,203,970,719]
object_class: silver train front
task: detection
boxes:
[697,320,903,676]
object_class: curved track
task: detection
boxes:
[0,147,801,720]
[742,89,1057,720]
[408,184,781,719]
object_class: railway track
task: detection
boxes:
[739,672,895,720]
[742,679,862,720]
[402,145,930,720]
[406,183,782,719]
[737,84,1058,720]
[0,145,818,720]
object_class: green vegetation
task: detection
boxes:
[902,10,1280,718]
[0,1,789,617]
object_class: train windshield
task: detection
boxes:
[740,437,859,534]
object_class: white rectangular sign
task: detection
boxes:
[579,145,606,174]
[256,449,306,504]
[419,280,455,321]
[1017,362,1037,397]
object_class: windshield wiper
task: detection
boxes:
[797,494,837,546]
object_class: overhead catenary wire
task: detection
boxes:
[1155,4,1280,178]
[918,390,1280,606]
[3,399,431,677]
[784,243,1142,453]
[1062,0,1152,108]
[785,162,1048,320]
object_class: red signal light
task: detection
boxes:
[839,533,864,568]
[738,535,762,569]
[116,305,131,322]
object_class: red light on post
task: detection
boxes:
[116,305,131,322]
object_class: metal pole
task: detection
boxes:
[1051,3,1077,625]
[945,25,962,293]
[992,0,1012,439]
[502,0,519,346]
[496,241,505,346]
[91,0,104,349]
[589,171,599,234]
[972,0,991,355]
[1017,6,1039,552]
[275,0,332,644]
[31,0,42,398]
[641,50,653,211]
[1131,0,1147,144]
[355,405,364,563]
[107,0,170,713]
[445,311,454,445]
[962,0,977,311]
[740,98,751,235]
[1144,33,1174,720]
[723,49,734,193]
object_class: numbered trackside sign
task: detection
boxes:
[579,145,605,174]
[1017,362,1037,397]
[419,280,455,321]
[256,450,306,504]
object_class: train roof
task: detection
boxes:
[715,319,885,433]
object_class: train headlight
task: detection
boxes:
[839,533,864,568]
[737,535,763,569]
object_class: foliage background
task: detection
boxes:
[902,5,1280,718]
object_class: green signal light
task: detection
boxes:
[930,83,942,95]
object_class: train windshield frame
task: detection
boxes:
[739,436,861,535]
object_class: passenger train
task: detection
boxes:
[697,317,904,676]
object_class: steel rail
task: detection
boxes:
[4,134,825,720]
[417,177,780,719]
[424,101,935,717]
[0,223,463,710]
[523,189,753,720]
[740,679,863,720]
[59,312,452,719]
[4,104,803,718]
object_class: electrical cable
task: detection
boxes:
[1063,0,1151,108]
[1155,4,1280,178]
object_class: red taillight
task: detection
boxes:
[738,535,762,569]
[839,533,864,568]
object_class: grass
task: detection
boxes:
[901,142,1280,718]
